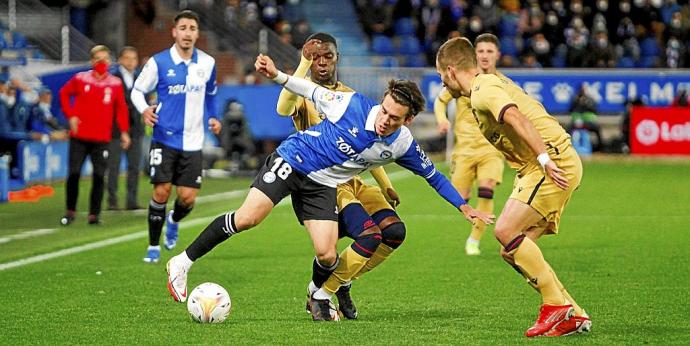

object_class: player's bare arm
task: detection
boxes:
[502,107,569,190]
[142,105,158,127]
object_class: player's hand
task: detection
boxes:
[208,118,222,135]
[384,187,401,208]
[254,54,278,79]
[301,39,321,60]
[459,204,495,225]
[437,119,450,134]
[69,117,79,134]
[544,161,569,190]
[120,132,131,150]
[142,105,158,127]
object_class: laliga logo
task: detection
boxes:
[636,119,690,146]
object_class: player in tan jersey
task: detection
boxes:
[436,37,590,337]
[276,33,407,320]
[433,34,505,256]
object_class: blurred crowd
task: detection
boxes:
[356,0,690,68]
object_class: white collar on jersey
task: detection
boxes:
[365,105,379,132]
[169,45,198,65]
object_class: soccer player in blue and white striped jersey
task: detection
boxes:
[165,54,494,315]
[131,10,222,264]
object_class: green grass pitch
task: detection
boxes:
[1,159,689,344]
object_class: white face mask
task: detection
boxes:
[534,40,550,53]
[633,0,645,7]
[470,20,482,32]
[1,94,16,108]
[481,0,492,7]
[547,14,558,26]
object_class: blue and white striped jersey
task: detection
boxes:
[132,45,217,151]
[276,82,466,209]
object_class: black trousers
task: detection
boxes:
[65,138,109,216]
[106,135,142,208]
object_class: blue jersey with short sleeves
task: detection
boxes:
[276,88,466,209]
[132,46,217,151]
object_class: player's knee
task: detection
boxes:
[477,187,494,199]
[493,223,514,243]
[315,250,338,266]
[340,203,376,238]
[381,221,406,249]
[352,228,382,257]
[233,210,261,230]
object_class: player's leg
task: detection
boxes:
[164,150,203,250]
[106,138,121,210]
[87,142,109,224]
[166,152,296,303]
[351,209,405,279]
[61,138,88,225]
[495,199,571,337]
[469,153,503,253]
[144,142,176,262]
[125,134,143,210]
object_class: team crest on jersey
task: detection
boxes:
[263,171,276,184]
[320,91,343,103]
[84,85,91,92]
[380,150,392,159]
[167,69,176,77]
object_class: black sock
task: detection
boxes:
[172,199,193,222]
[147,199,166,246]
[186,212,237,261]
[311,255,339,288]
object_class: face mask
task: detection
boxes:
[481,0,492,7]
[597,38,608,47]
[671,19,681,28]
[470,20,482,32]
[534,40,550,53]
[633,0,644,7]
[547,14,558,26]
[1,94,16,108]
[93,61,109,75]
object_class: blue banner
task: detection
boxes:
[17,141,46,183]
[421,70,690,114]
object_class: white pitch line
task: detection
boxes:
[0,228,58,244]
[0,169,417,271]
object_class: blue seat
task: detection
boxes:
[398,35,421,55]
[550,56,566,68]
[404,54,427,67]
[371,35,395,55]
[500,37,520,57]
[394,17,416,36]
[498,15,519,37]
[636,56,658,68]
[378,56,399,67]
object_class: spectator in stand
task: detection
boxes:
[522,52,543,68]
[59,45,130,226]
[472,0,499,33]
[672,88,689,107]
[569,85,603,151]
[292,20,312,47]
[543,11,565,47]
[529,33,552,67]
[665,36,685,68]
[586,31,617,67]
[30,88,68,141]
[565,17,589,66]
[220,99,254,172]
[107,46,143,211]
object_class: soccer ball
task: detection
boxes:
[187,282,232,323]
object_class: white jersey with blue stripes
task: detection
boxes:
[132,45,217,151]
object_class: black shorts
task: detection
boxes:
[148,141,202,188]
[251,152,337,224]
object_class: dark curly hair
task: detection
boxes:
[384,79,426,117]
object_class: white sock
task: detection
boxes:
[341,281,352,289]
[466,237,479,246]
[312,288,332,300]
[147,245,160,251]
[308,281,318,296]
[178,250,194,268]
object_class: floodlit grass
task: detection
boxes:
[1,159,689,344]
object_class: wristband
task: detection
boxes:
[537,153,551,169]
[272,71,288,84]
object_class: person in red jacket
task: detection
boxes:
[59,45,131,225]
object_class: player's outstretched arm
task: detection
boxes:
[502,107,569,190]
[276,39,319,116]
[433,88,452,134]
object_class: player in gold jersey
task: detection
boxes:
[436,37,591,337]
[276,33,406,320]
[433,34,505,256]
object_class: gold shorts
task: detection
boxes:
[337,175,392,214]
[509,145,582,234]
[450,152,504,190]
